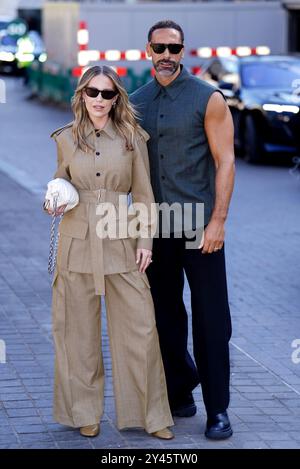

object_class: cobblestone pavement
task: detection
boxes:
[0,76,300,449]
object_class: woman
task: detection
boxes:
[47,65,174,439]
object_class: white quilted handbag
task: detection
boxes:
[44,178,79,213]
[43,178,79,275]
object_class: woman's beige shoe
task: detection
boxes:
[151,427,174,440]
[79,424,100,437]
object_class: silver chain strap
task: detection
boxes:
[47,192,63,275]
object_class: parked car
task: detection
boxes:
[0,32,18,73]
[198,55,300,163]
[0,28,46,74]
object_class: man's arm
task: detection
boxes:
[201,91,235,254]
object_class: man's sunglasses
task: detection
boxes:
[150,43,184,55]
[84,87,118,100]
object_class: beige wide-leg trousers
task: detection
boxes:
[52,268,173,433]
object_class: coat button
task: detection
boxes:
[159,134,163,137]
[96,151,100,156]
[160,154,164,159]
[96,172,101,176]
[161,175,165,180]
[160,114,164,118]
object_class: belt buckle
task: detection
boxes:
[97,188,106,203]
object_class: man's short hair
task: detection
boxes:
[148,20,184,43]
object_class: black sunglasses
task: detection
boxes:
[150,43,184,55]
[85,87,118,100]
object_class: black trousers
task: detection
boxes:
[147,234,232,416]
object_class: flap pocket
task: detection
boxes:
[97,214,138,240]
[59,218,88,239]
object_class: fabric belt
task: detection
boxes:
[78,188,129,205]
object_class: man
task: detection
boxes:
[130,20,235,440]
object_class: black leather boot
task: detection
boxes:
[205,411,233,440]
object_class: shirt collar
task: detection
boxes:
[152,65,190,101]
[85,117,116,139]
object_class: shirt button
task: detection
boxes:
[96,133,100,137]
[96,172,101,176]
[96,151,100,156]
[161,175,165,180]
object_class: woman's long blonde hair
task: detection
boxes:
[71,65,141,152]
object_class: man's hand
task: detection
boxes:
[199,218,225,254]
[136,248,152,273]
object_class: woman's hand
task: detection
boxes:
[45,203,67,216]
[136,248,152,273]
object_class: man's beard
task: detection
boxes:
[154,60,180,77]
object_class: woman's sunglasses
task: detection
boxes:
[84,87,119,100]
[150,43,184,55]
